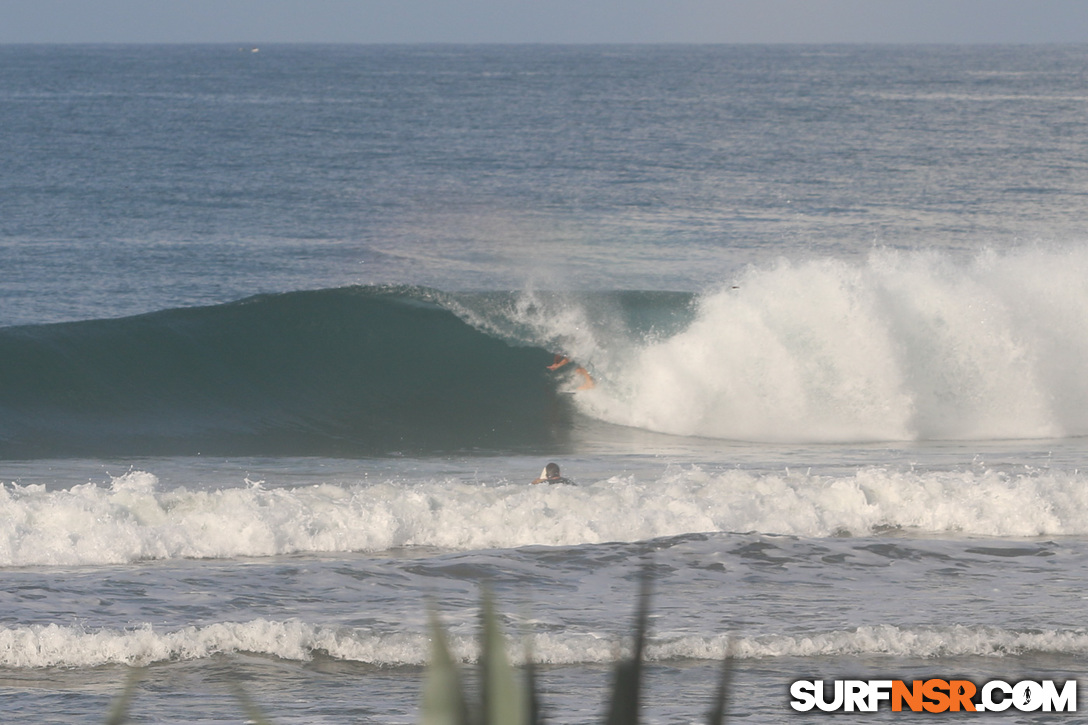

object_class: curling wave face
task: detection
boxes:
[0,286,566,458]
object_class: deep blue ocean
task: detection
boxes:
[3,44,1088,723]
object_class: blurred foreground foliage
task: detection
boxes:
[105,573,733,724]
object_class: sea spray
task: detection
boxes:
[578,247,1088,442]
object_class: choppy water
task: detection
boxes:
[3,44,1088,723]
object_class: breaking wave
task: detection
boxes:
[4,465,1088,567]
[2,247,1087,457]
[3,619,1085,669]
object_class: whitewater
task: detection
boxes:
[5,462,1088,568]
[532,246,1088,443]
[4,43,1088,724]
[5,246,1086,458]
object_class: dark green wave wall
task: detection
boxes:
[0,287,573,458]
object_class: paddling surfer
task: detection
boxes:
[532,462,572,485]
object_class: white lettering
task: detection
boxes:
[791,677,1077,713]
[981,680,1012,712]
[844,680,870,712]
[789,680,816,712]
[815,680,844,712]
[1013,680,1044,712]
[1042,680,1077,712]
[867,680,893,710]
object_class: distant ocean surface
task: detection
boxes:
[3,44,1088,723]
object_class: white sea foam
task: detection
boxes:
[569,247,1088,443]
[2,619,1085,669]
[3,465,1088,567]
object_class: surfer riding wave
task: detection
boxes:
[547,354,595,390]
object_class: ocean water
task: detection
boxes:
[3,43,1088,723]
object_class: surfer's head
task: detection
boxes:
[545,462,561,479]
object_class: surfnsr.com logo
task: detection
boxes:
[790,679,1077,713]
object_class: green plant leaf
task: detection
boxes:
[229,682,278,725]
[603,568,652,725]
[104,666,144,725]
[705,639,735,725]
[523,634,544,725]
[421,608,471,725]
[480,588,528,725]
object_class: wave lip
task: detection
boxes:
[3,620,1083,669]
